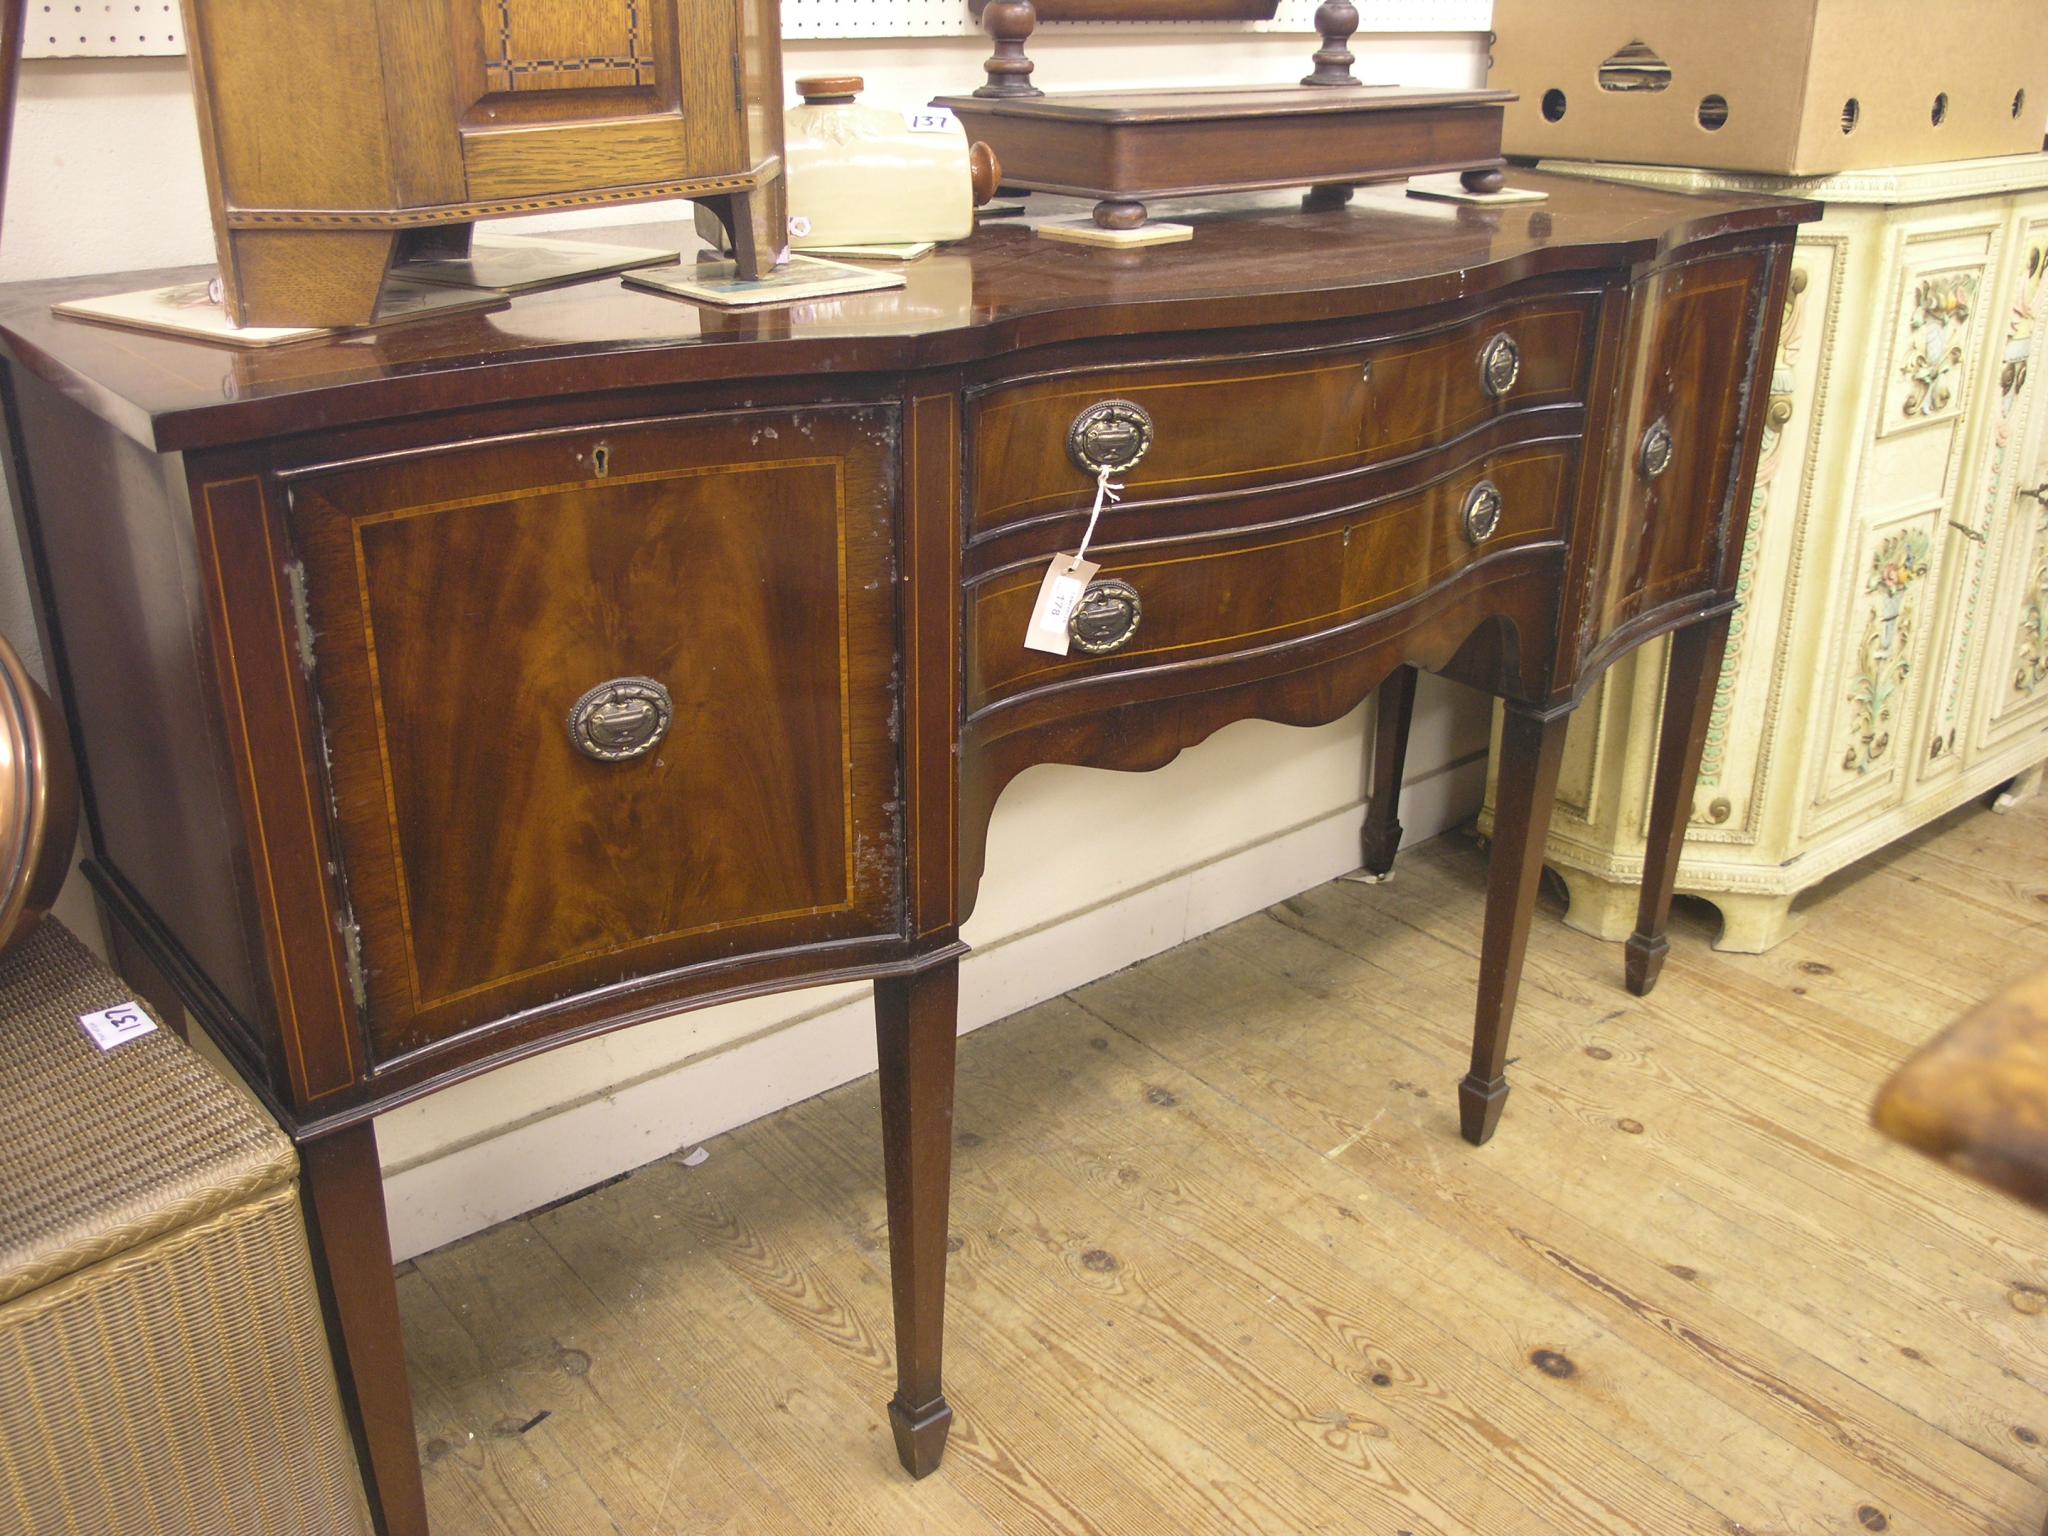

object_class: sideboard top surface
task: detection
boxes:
[0,174,1815,454]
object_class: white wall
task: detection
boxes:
[0,27,1494,1259]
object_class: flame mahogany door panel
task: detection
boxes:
[280,404,906,1068]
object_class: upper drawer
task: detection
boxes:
[281,405,904,1068]
[967,293,1597,539]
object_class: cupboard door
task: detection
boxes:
[1962,220,2048,758]
[284,405,904,1065]
[1578,248,1776,662]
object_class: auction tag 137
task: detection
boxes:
[78,999,156,1051]
[1023,553,1099,656]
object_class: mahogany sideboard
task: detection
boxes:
[0,175,1812,1534]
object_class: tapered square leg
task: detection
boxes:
[1462,703,1570,1145]
[1361,664,1419,879]
[1628,617,1732,997]
[301,1121,429,1536]
[875,956,960,1478]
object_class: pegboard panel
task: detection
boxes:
[783,0,1492,37]
[16,1,1488,56]
[23,2,185,57]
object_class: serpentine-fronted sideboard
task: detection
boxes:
[0,175,1811,1534]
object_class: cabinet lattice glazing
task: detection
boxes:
[1485,156,2048,952]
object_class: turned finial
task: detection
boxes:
[1301,0,1362,87]
[975,0,1043,99]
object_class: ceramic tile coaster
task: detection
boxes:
[625,254,908,307]
[795,241,938,261]
[52,275,505,347]
[1036,219,1195,248]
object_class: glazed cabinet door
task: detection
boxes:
[280,404,904,1067]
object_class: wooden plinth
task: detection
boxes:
[935,83,1512,230]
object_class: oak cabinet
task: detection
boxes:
[179,0,788,325]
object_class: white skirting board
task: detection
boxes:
[380,751,1486,1262]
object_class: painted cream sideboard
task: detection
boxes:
[1484,155,2048,952]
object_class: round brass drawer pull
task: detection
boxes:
[1463,480,1504,545]
[1480,333,1521,399]
[1067,399,1154,476]
[567,677,673,763]
[1070,579,1143,655]
[1640,418,1675,479]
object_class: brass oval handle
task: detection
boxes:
[1070,579,1143,655]
[567,677,673,763]
[1480,333,1521,399]
[1067,399,1154,477]
[1640,418,1675,479]
[1463,480,1504,545]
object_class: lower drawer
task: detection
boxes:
[967,441,1572,715]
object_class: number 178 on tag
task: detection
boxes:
[1023,554,1100,655]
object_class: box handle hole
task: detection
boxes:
[1697,95,1729,132]
[2013,88,2027,121]
[1597,40,1670,94]
[1541,88,1567,123]
[1931,92,1949,127]
[1842,97,1861,135]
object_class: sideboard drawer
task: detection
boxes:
[282,405,904,1066]
[967,442,1572,715]
[968,294,1595,538]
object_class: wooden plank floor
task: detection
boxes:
[401,793,2048,1535]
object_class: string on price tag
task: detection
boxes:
[1024,467,1121,655]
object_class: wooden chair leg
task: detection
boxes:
[1360,664,1419,879]
[1461,703,1570,1146]
[301,1121,429,1536]
[875,956,960,1478]
[1626,616,1732,997]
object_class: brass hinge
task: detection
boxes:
[337,912,368,1012]
[284,559,316,674]
[732,52,744,115]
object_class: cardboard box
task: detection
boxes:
[1491,1,2048,175]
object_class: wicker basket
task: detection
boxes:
[0,920,372,1535]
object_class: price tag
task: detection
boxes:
[904,108,958,135]
[78,999,156,1051]
[1024,554,1099,656]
